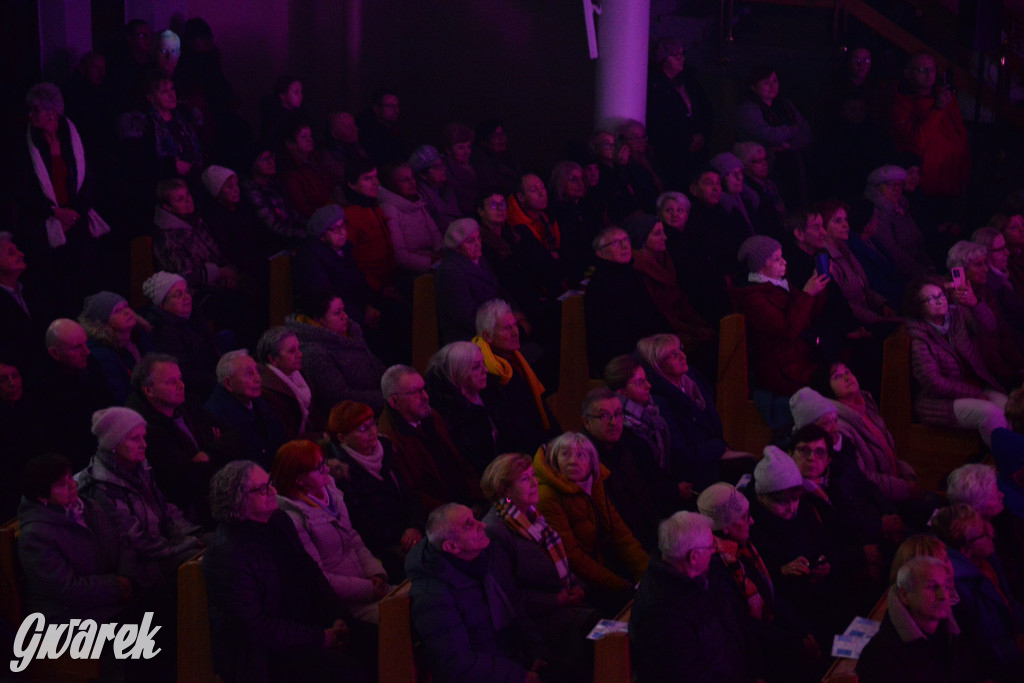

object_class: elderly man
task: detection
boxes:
[629,511,760,682]
[406,503,544,683]
[126,353,224,523]
[862,165,931,282]
[32,318,113,468]
[377,365,482,513]
[891,52,970,198]
[506,173,566,293]
[581,388,678,550]
[856,556,976,682]
[410,144,460,232]
[0,232,48,370]
[203,350,286,468]
[472,299,559,453]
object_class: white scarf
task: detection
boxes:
[26,119,111,248]
[267,365,312,432]
[748,271,790,291]
[343,441,391,483]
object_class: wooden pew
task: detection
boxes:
[411,274,440,374]
[821,593,888,683]
[177,552,220,683]
[716,313,774,454]
[0,518,102,682]
[267,251,294,327]
[593,601,633,683]
[378,579,418,683]
[130,235,155,310]
[879,326,981,492]
[547,293,603,432]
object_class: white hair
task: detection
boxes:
[896,555,951,592]
[475,299,513,337]
[659,511,712,564]
[215,349,251,383]
[428,342,483,392]
[381,364,419,400]
[946,464,997,510]
[946,240,988,270]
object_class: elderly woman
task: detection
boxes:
[378,163,443,274]
[603,355,671,474]
[905,277,1008,446]
[584,225,669,374]
[77,407,202,583]
[435,218,503,344]
[818,200,899,327]
[271,440,390,624]
[202,460,368,682]
[140,271,220,401]
[734,141,786,241]
[989,212,1024,293]
[548,160,601,283]
[932,503,1024,682]
[202,164,265,285]
[22,82,111,310]
[625,214,714,357]
[442,122,479,216]
[255,326,323,438]
[423,341,497,475]
[284,292,386,413]
[78,291,152,403]
[533,432,648,613]
[731,235,828,395]
[279,119,341,219]
[948,239,1024,383]
[735,65,812,206]
[973,226,1024,331]
[947,464,1005,522]
[862,165,930,281]
[323,401,424,580]
[143,73,203,181]
[711,151,757,238]
[241,146,305,251]
[17,453,138,622]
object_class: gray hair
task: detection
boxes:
[381,364,419,400]
[209,460,259,523]
[896,555,951,592]
[44,318,81,350]
[581,387,620,417]
[425,502,465,548]
[544,432,600,483]
[946,240,988,270]
[475,299,513,337]
[971,227,1002,253]
[592,226,625,253]
[656,191,691,214]
[428,342,483,392]
[636,333,681,374]
[659,511,713,564]
[255,326,298,364]
[215,349,251,384]
[130,352,179,392]
[549,160,583,199]
[26,82,64,116]
[947,464,998,510]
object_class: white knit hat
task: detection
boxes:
[754,446,804,494]
[202,165,237,198]
[142,272,186,306]
[789,387,838,429]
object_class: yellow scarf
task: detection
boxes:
[472,335,550,430]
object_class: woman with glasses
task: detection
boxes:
[532,432,648,615]
[271,439,391,624]
[203,460,369,682]
[603,354,671,475]
[905,277,1008,446]
[931,503,1024,681]
[324,400,424,580]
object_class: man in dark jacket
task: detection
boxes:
[629,511,760,682]
[406,503,544,683]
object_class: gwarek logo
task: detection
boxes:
[10,612,161,672]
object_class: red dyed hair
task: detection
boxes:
[270,439,323,498]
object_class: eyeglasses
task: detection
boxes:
[353,421,376,433]
[598,237,630,251]
[586,410,623,423]
[850,57,871,65]
[311,460,330,474]
[919,292,947,305]
[393,386,428,397]
[910,66,936,74]
[248,480,277,496]
[627,376,650,388]
[794,445,830,460]
[487,200,507,209]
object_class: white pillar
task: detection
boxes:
[38,0,93,83]
[594,0,651,130]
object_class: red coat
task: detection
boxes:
[890,86,970,197]
[344,203,397,292]
[732,281,824,395]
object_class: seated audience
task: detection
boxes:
[473,299,558,453]
[18,453,141,622]
[442,122,479,216]
[202,461,368,683]
[711,151,757,240]
[343,157,399,294]
[378,162,442,274]
[378,364,483,513]
[78,407,202,584]
[139,271,220,401]
[435,218,503,344]
[846,198,905,310]
[931,503,1024,682]
[285,292,386,413]
[278,118,340,219]
[272,439,390,624]
[905,277,1008,446]
[78,291,151,404]
[356,88,409,167]
[424,341,497,475]
[240,146,305,251]
[990,212,1024,293]
[141,73,204,182]
[0,358,38,516]
[259,75,305,145]
[125,353,221,523]
[203,350,287,468]
[992,387,1024,521]
[856,556,976,682]
[410,144,461,232]
[255,326,324,438]
[201,165,266,286]
[506,173,566,296]
[972,226,1024,334]
[734,140,786,241]
[0,232,48,371]
[406,502,545,683]
[471,119,522,195]
[324,401,424,579]
[547,160,599,283]
[603,354,671,477]
[629,511,760,683]
[616,119,662,214]
[862,165,931,281]
[533,432,649,612]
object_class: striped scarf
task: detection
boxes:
[495,498,570,587]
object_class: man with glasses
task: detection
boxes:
[629,511,760,682]
[377,365,483,514]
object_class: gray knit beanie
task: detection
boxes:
[307,205,346,237]
[409,145,442,173]
[142,272,186,306]
[81,291,127,324]
[789,387,838,429]
[710,152,743,177]
[737,235,782,273]
[754,446,804,494]
[91,407,146,451]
